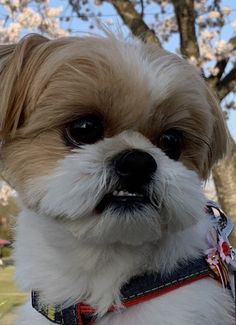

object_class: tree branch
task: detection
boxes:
[229,35,236,50]
[215,64,236,100]
[171,0,200,60]
[68,0,87,20]
[107,0,162,46]
[140,0,144,18]
[207,36,236,87]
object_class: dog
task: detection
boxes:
[0,33,234,324]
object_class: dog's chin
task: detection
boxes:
[63,188,202,246]
[64,201,163,246]
[45,183,201,246]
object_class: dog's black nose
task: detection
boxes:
[114,150,157,188]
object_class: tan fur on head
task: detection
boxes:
[0,33,228,195]
[0,35,49,138]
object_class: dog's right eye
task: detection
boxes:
[158,129,184,161]
[64,114,104,146]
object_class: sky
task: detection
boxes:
[58,0,236,141]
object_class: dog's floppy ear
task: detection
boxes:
[0,34,49,141]
[202,87,229,179]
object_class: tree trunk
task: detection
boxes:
[212,138,236,245]
[171,0,200,60]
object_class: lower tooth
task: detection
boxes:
[112,190,143,197]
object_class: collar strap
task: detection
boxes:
[32,258,214,325]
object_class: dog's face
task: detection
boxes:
[0,35,228,245]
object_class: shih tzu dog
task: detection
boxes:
[0,33,234,324]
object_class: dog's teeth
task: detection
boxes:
[112,190,144,197]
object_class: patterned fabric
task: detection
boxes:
[205,201,236,290]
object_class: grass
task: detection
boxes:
[0,266,27,321]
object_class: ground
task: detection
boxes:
[0,266,27,325]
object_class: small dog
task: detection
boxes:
[0,33,234,324]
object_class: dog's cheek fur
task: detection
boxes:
[0,130,70,206]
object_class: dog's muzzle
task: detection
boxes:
[96,150,157,213]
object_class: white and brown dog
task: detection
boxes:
[0,33,234,324]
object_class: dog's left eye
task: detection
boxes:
[64,114,104,146]
[158,129,183,161]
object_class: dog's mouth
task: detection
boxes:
[95,188,150,213]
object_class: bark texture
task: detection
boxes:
[171,0,200,60]
[215,64,236,100]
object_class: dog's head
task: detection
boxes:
[0,34,228,245]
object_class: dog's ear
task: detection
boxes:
[0,34,49,141]
[201,87,229,179]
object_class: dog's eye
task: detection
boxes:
[64,114,104,146]
[158,129,183,161]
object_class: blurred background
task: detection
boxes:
[0,0,235,324]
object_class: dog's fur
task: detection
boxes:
[0,33,234,324]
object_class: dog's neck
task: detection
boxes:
[14,207,214,314]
